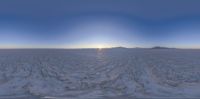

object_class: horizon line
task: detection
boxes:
[0,47,200,50]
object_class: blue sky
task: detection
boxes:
[0,0,200,48]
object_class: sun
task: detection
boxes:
[97,45,104,50]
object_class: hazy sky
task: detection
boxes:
[0,0,200,48]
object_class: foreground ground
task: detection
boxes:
[0,48,200,99]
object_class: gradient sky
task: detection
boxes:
[0,0,200,48]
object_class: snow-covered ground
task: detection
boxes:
[0,49,200,99]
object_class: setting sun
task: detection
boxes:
[97,45,103,50]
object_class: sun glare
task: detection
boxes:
[98,45,103,50]
[97,44,107,50]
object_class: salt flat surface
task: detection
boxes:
[0,49,200,99]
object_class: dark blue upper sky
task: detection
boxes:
[0,0,200,48]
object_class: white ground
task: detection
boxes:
[0,49,200,99]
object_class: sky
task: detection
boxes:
[0,0,200,48]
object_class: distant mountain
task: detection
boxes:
[152,46,173,49]
[111,46,127,49]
